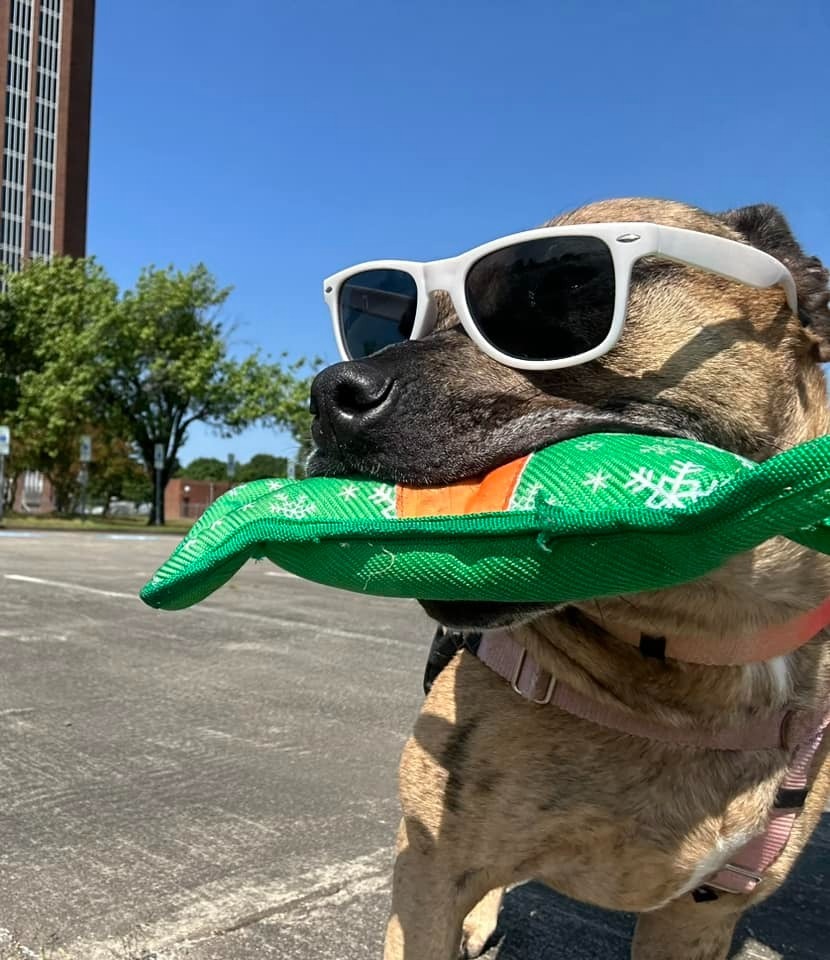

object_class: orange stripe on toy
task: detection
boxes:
[396,456,530,519]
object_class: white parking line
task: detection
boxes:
[0,927,38,959]
[99,533,162,541]
[62,846,392,957]
[3,573,136,600]
[2,573,404,647]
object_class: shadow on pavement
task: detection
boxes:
[487,813,829,959]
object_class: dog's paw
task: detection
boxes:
[459,888,503,958]
[459,928,497,958]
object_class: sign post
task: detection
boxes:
[79,434,92,519]
[154,443,164,526]
[0,425,9,522]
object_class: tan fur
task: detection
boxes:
[382,198,830,959]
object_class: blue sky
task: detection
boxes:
[87,0,830,466]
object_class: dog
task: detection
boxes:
[308,197,830,960]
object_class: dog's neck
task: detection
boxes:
[575,598,830,667]
[574,535,830,642]
[513,538,830,722]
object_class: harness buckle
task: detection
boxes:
[707,863,763,892]
[511,648,557,705]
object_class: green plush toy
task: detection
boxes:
[140,433,830,611]
[141,433,830,611]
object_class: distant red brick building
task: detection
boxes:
[12,470,54,513]
[165,478,235,520]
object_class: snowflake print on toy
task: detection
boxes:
[625,460,720,509]
[141,433,830,612]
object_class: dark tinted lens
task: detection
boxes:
[465,237,615,361]
[338,269,418,359]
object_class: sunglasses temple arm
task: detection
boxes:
[655,229,799,315]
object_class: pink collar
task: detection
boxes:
[474,630,803,751]
[471,628,830,898]
[581,595,830,666]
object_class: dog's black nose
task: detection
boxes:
[310,361,395,447]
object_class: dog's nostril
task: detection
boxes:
[334,370,392,414]
[309,361,396,438]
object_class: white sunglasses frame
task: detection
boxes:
[323,221,798,372]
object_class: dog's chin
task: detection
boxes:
[418,599,556,630]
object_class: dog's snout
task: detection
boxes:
[310,361,395,446]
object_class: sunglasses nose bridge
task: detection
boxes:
[422,258,467,327]
[423,257,459,293]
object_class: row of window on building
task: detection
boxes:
[1,0,63,268]
[9,1,63,56]
[0,217,52,268]
[9,2,33,50]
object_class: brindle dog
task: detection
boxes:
[308,198,830,960]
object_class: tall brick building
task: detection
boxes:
[0,0,95,271]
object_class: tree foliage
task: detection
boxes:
[235,453,289,482]
[87,434,153,511]
[0,257,320,522]
[0,259,118,510]
[177,457,228,481]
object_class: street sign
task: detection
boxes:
[152,444,164,526]
[79,435,92,463]
[227,453,236,479]
[0,425,7,522]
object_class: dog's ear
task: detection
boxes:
[719,204,830,355]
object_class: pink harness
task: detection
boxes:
[472,606,830,898]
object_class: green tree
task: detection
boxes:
[236,453,288,482]
[0,258,119,511]
[272,357,320,462]
[99,265,316,522]
[87,435,153,513]
[0,257,322,523]
[178,456,228,481]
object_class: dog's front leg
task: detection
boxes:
[632,896,742,960]
[384,817,485,960]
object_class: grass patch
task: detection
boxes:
[0,513,194,535]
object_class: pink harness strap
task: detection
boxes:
[473,630,830,898]
[707,710,830,894]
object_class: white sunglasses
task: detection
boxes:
[323,221,798,372]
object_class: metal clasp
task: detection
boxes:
[510,648,557,705]
[707,863,763,893]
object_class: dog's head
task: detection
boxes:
[309,198,830,629]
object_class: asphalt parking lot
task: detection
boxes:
[0,531,827,959]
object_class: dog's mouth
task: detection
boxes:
[307,400,706,489]
[307,401,713,631]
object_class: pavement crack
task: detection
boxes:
[188,881,349,940]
